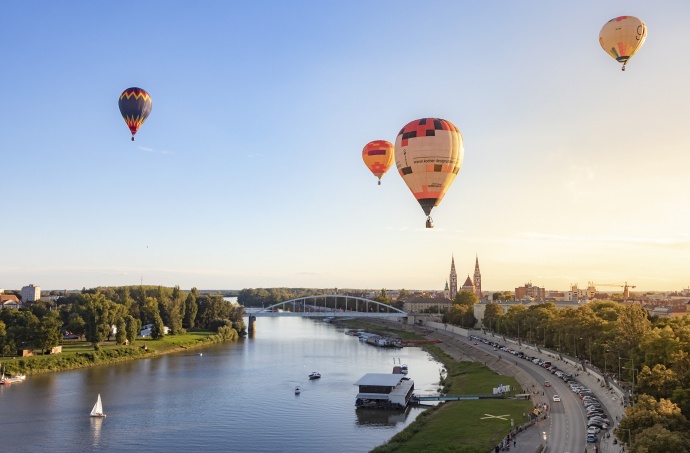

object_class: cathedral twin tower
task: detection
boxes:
[447,255,482,301]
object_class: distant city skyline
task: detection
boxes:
[2,2,689,292]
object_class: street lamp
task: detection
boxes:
[619,428,633,447]
[622,366,638,406]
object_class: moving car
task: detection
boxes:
[552,394,561,402]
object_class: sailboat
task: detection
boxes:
[90,394,106,418]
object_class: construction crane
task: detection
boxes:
[589,282,636,302]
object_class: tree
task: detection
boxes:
[125,315,141,345]
[184,290,198,329]
[627,424,690,453]
[36,311,62,354]
[5,310,40,354]
[65,314,86,339]
[637,364,681,400]
[483,302,503,330]
[151,314,165,340]
[0,320,6,356]
[373,289,390,305]
[115,317,127,345]
[454,290,478,307]
[618,394,690,448]
[80,293,122,350]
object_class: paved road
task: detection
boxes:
[371,319,628,453]
[478,333,628,453]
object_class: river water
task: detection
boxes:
[0,317,444,453]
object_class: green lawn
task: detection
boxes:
[372,399,531,453]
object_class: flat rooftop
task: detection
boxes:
[354,373,406,387]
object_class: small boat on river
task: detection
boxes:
[0,364,24,385]
[90,394,106,418]
[401,364,408,375]
[309,372,321,380]
[295,386,301,395]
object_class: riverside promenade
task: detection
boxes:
[369,317,629,453]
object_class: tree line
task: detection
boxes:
[449,299,690,450]
[0,285,245,355]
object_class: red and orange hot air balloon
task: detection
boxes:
[394,118,464,228]
[118,87,152,141]
[362,140,395,185]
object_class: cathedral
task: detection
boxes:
[445,255,482,301]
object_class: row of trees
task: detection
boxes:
[0,286,245,355]
[450,299,690,450]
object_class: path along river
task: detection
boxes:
[0,317,445,453]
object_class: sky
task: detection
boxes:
[2,1,690,293]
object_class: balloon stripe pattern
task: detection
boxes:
[599,16,647,67]
[394,118,463,217]
[362,140,395,184]
[118,87,152,139]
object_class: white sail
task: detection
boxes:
[90,394,105,417]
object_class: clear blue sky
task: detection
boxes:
[3,1,689,292]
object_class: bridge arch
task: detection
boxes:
[253,295,407,318]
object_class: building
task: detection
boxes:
[21,285,41,303]
[461,275,475,293]
[515,282,546,301]
[449,256,458,300]
[403,297,452,314]
[354,373,415,408]
[566,284,589,303]
[0,294,21,309]
[448,255,483,301]
[473,255,482,300]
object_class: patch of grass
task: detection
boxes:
[371,399,531,453]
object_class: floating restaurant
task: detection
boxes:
[354,373,414,409]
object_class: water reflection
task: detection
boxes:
[90,417,103,447]
[355,406,414,426]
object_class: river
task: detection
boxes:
[0,317,444,453]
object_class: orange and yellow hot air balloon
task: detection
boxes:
[599,16,647,71]
[394,118,463,228]
[362,140,395,185]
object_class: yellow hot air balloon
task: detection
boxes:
[599,16,647,71]
[362,140,395,185]
[394,118,463,228]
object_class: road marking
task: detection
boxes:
[481,414,510,420]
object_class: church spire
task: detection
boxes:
[473,254,482,300]
[449,255,458,300]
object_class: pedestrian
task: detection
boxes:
[513,441,516,447]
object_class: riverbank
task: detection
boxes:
[2,329,237,376]
[340,318,533,453]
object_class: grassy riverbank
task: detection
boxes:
[340,319,533,453]
[1,330,230,376]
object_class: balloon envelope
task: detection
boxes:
[599,16,647,69]
[394,118,463,218]
[119,87,152,140]
[362,140,395,184]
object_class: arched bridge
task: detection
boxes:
[247,295,408,318]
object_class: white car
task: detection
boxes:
[552,395,561,402]
[587,426,600,434]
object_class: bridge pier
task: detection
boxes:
[248,315,257,332]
